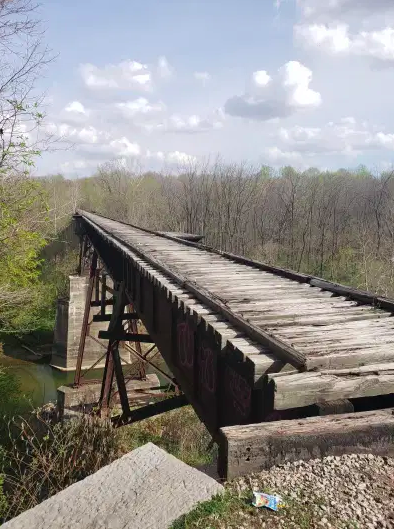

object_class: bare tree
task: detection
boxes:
[0,0,56,176]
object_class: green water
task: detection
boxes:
[0,341,169,408]
[0,350,104,408]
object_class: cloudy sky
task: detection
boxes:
[35,0,394,176]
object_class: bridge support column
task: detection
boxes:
[51,275,114,370]
[51,265,130,371]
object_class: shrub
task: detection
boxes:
[1,412,122,522]
[0,474,7,521]
[119,406,215,467]
[0,404,214,523]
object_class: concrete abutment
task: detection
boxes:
[51,274,130,371]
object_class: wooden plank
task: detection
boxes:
[268,365,394,410]
[93,313,139,322]
[316,399,354,415]
[244,306,372,319]
[276,317,394,336]
[231,299,355,311]
[306,347,394,367]
[218,408,394,479]
[98,331,154,343]
[249,312,390,328]
[251,355,293,382]
[112,394,188,426]
[204,284,315,293]
[228,293,339,309]
[319,362,394,375]
[91,299,114,307]
[310,278,394,312]
[296,334,394,350]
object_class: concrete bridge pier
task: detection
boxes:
[51,274,130,371]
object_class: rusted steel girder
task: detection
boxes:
[69,234,178,423]
[98,282,128,416]
[111,394,188,427]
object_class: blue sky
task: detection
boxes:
[32,0,394,176]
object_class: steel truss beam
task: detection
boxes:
[112,395,188,427]
[71,240,183,424]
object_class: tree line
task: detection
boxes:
[44,159,394,298]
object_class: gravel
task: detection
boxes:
[229,454,394,529]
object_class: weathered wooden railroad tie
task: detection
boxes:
[63,210,394,479]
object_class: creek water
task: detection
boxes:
[1,341,169,408]
[0,345,104,408]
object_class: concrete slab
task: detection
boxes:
[57,374,160,410]
[2,443,223,529]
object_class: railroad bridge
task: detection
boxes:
[59,210,394,478]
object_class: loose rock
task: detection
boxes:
[228,453,394,528]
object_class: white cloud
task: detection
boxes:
[298,0,394,19]
[194,71,211,85]
[295,24,394,63]
[143,111,223,134]
[282,61,321,107]
[45,116,200,171]
[65,101,87,114]
[265,146,304,164]
[146,149,197,165]
[295,24,350,53]
[77,127,103,144]
[224,61,321,121]
[108,137,141,157]
[272,118,394,157]
[116,98,166,116]
[165,151,197,164]
[252,70,271,87]
[168,113,223,133]
[60,148,198,176]
[45,123,110,144]
[45,121,141,159]
[157,56,173,79]
[79,60,152,90]
[60,159,99,172]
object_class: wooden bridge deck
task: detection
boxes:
[76,210,394,432]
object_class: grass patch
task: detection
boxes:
[170,491,249,529]
[170,486,331,528]
[118,406,215,467]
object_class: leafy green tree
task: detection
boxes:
[0,176,50,331]
[0,1,58,333]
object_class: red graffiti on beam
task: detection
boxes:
[226,366,251,418]
[177,322,194,369]
[199,344,215,393]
